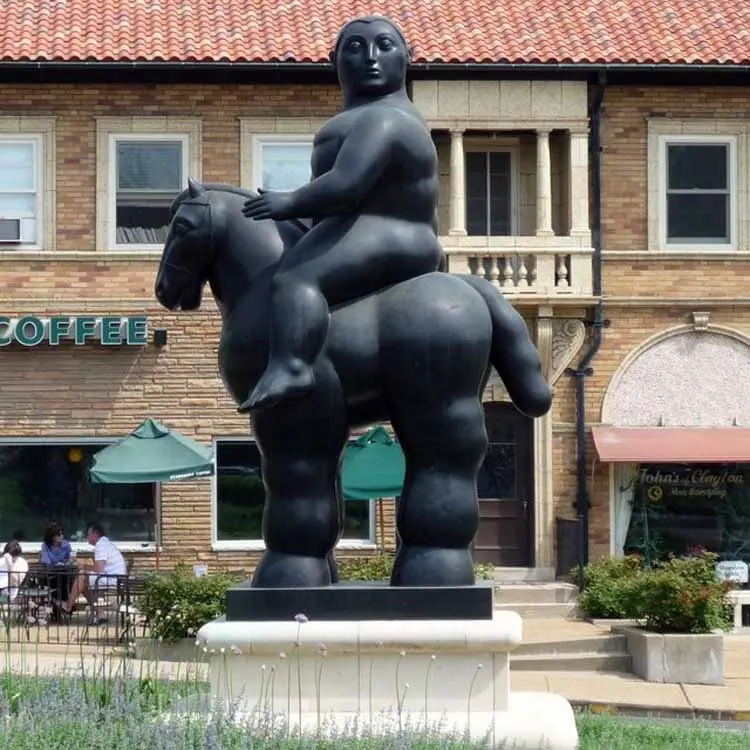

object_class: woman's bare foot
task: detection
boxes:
[238,359,316,413]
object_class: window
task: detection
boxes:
[0,137,41,247]
[661,137,736,248]
[110,135,187,248]
[252,137,313,191]
[624,463,750,566]
[465,149,517,236]
[96,118,202,252]
[0,441,158,550]
[213,439,374,548]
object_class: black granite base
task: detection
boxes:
[225,580,495,622]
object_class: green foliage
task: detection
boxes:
[337,554,495,582]
[573,554,644,619]
[139,565,240,643]
[631,551,734,634]
[575,551,734,633]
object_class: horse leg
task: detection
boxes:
[250,359,347,588]
[389,394,488,587]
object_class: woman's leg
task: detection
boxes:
[241,219,442,412]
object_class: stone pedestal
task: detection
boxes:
[197,610,578,748]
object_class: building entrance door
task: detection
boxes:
[474,402,534,566]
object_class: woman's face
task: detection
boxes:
[52,532,62,546]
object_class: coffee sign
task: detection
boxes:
[0,315,148,347]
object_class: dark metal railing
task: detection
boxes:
[0,564,150,647]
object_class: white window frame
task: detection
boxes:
[108,133,189,252]
[239,117,326,194]
[96,117,202,253]
[464,142,520,236]
[0,436,160,553]
[211,436,377,551]
[658,134,738,252]
[0,117,55,252]
[251,135,314,192]
[0,136,41,247]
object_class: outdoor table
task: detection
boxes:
[35,564,79,623]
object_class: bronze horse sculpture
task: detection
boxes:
[154,180,552,588]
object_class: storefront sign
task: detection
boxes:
[716,560,749,584]
[639,466,745,501]
[0,315,148,347]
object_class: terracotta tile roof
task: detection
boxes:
[1,0,749,65]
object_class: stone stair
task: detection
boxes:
[494,581,580,619]
[511,633,631,672]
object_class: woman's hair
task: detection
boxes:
[331,15,410,63]
[3,540,22,558]
[43,522,63,547]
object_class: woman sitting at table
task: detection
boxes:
[0,540,29,603]
[40,522,72,566]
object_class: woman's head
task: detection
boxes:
[3,540,22,559]
[43,522,64,547]
[330,16,411,100]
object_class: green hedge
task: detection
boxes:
[574,551,734,634]
[337,554,496,582]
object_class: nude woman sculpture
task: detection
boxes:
[240,16,444,412]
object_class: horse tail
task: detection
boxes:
[459,274,553,418]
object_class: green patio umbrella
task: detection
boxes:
[89,418,214,570]
[89,418,214,484]
[341,426,405,550]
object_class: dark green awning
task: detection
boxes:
[341,426,405,500]
[89,418,214,484]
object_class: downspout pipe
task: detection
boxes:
[567,73,607,585]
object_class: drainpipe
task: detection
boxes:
[567,72,608,585]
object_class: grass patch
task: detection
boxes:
[578,712,750,749]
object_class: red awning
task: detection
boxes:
[591,426,750,463]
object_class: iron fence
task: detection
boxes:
[0,565,150,647]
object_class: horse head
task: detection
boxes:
[155,178,218,312]
[155,179,300,313]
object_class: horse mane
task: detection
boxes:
[169,183,259,218]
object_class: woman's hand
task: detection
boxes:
[242,188,296,221]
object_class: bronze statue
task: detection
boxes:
[240,16,444,413]
[154,17,552,590]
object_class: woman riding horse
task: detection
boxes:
[240,16,444,413]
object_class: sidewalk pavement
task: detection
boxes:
[514,618,750,719]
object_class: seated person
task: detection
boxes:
[241,15,444,412]
[60,522,126,620]
[0,540,29,603]
[40,521,72,566]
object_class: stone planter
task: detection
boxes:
[135,637,209,664]
[614,625,724,686]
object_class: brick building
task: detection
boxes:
[0,1,748,577]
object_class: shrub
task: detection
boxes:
[139,565,241,643]
[337,554,495,582]
[575,550,735,633]
[574,554,644,619]
[632,551,734,634]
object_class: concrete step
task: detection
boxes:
[515,634,627,657]
[494,582,579,604]
[495,602,580,619]
[511,651,631,672]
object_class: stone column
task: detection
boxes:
[449,129,467,236]
[568,129,590,237]
[534,307,555,571]
[536,129,554,237]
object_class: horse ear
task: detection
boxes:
[187,177,205,198]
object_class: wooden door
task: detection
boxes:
[474,403,534,566]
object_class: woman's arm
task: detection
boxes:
[40,544,51,565]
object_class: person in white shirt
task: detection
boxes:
[60,522,127,616]
[0,540,29,603]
